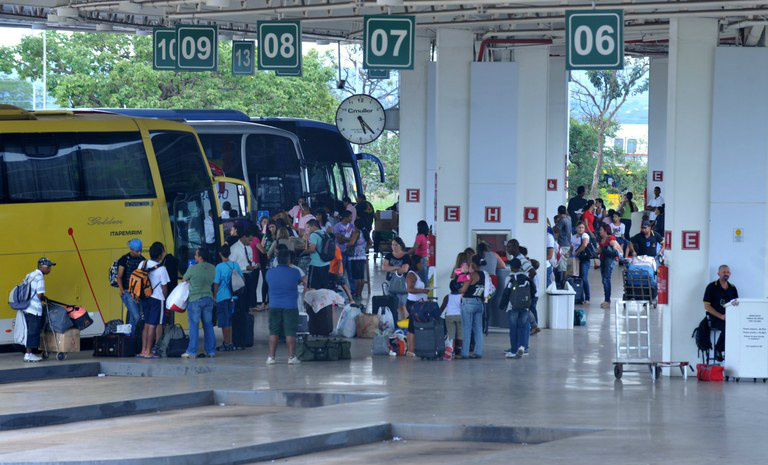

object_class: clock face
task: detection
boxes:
[335,94,386,145]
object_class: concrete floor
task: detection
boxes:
[0,261,765,465]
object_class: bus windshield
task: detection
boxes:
[149,131,213,273]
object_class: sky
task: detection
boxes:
[569,70,650,125]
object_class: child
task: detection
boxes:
[440,280,464,359]
[504,258,533,359]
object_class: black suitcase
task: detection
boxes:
[568,276,585,304]
[93,334,137,357]
[297,312,309,335]
[232,311,255,349]
[308,304,333,337]
[414,319,445,360]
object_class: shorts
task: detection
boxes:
[24,312,42,350]
[330,272,349,288]
[269,308,299,337]
[349,259,366,280]
[308,265,330,290]
[142,298,162,326]
[216,299,235,328]
[445,315,463,340]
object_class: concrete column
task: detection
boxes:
[647,57,668,195]
[425,62,437,227]
[398,36,431,242]
[514,46,550,325]
[662,18,718,368]
[546,56,569,224]
[434,29,473,298]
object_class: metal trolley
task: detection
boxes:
[613,300,691,380]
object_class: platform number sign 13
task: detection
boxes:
[363,16,415,70]
[175,25,218,71]
[258,21,302,73]
[232,41,255,75]
[566,9,624,70]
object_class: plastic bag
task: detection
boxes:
[333,304,361,338]
[376,305,395,335]
[443,336,454,360]
[13,311,26,346]
[166,282,189,313]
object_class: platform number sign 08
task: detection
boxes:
[258,21,301,72]
[566,10,623,70]
[153,28,177,70]
[363,16,415,70]
[232,41,255,75]
[176,25,218,71]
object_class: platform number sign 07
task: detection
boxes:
[232,41,255,75]
[363,16,415,70]
[566,10,624,70]
[258,21,301,72]
[176,25,218,71]
[153,28,177,70]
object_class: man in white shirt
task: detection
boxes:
[646,186,665,221]
[138,242,171,358]
[21,257,55,362]
[230,229,258,312]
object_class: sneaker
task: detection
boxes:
[515,346,525,359]
[206,353,216,358]
[151,344,158,355]
[288,356,301,365]
[24,353,43,363]
[523,350,530,356]
[505,352,517,359]
[181,353,193,359]
[266,356,276,365]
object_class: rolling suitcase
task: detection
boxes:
[297,312,309,335]
[413,319,445,360]
[308,304,334,337]
[232,311,255,349]
[568,276,585,304]
[93,334,136,357]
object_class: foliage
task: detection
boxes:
[570,58,649,197]
[0,31,339,121]
[0,75,32,108]
[358,131,400,197]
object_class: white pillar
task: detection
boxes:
[398,36,431,242]
[515,46,550,325]
[647,57,668,195]
[546,57,569,224]
[425,62,437,227]
[662,18,718,368]
[434,29,473,299]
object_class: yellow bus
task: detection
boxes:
[0,106,249,344]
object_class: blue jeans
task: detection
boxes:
[121,292,142,336]
[186,297,215,356]
[579,258,591,301]
[343,256,355,295]
[419,255,429,286]
[546,266,553,289]
[600,259,616,303]
[508,308,530,352]
[529,296,539,328]
[461,298,485,357]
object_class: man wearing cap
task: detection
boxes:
[21,258,55,362]
[117,239,146,335]
[628,221,665,258]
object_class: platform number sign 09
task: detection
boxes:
[153,28,177,70]
[232,41,255,75]
[566,10,623,70]
[176,25,218,71]
[258,21,301,72]
[363,16,415,70]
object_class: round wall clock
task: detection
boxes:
[335,94,386,145]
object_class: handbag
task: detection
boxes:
[230,262,245,294]
[387,272,407,295]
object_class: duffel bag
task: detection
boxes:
[355,312,380,338]
[296,336,351,362]
[45,303,74,333]
[696,363,724,382]
[67,305,93,330]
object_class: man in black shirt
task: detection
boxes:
[628,221,665,258]
[703,264,739,355]
[567,186,588,226]
[117,239,146,335]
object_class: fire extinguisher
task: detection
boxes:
[428,227,436,268]
[657,264,668,305]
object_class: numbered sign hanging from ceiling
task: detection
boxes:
[232,40,255,75]
[258,21,302,74]
[153,28,178,70]
[565,10,624,70]
[363,15,415,70]
[175,25,218,71]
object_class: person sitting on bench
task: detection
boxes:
[703,264,739,360]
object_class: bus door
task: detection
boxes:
[212,176,250,239]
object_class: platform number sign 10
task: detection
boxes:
[153,28,177,70]
[232,41,255,75]
[565,10,624,70]
[175,25,218,71]
[258,21,302,73]
[363,16,415,70]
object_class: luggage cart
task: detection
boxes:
[613,300,691,381]
[40,303,69,361]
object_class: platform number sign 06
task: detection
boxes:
[566,10,624,70]
[153,28,177,70]
[363,16,415,70]
[232,41,255,75]
[258,21,301,72]
[176,25,218,71]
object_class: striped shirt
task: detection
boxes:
[22,270,45,316]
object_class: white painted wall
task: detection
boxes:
[425,62,437,227]
[546,57,569,224]
[648,57,668,195]
[709,47,768,298]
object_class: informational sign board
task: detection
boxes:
[363,15,416,70]
[547,179,558,191]
[275,68,303,77]
[652,170,664,182]
[485,207,501,223]
[368,69,391,79]
[725,299,768,379]
[524,207,539,224]
[682,230,700,250]
[565,9,624,70]
[231,40,255,75]
[258,21,302,73]
[406,189,420,203]
[153,28,177,71]
[176,25,218,71]
[444,206,461,222]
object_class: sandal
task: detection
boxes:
[406,351,416,357]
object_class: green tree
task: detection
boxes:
[0,76,32,108]
[357,131,399,197]
[0,31,338,121]
[571,58,649,198]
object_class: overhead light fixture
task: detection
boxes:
[118,1,142,14]
[96,24,114,32]
[31,23,46,30]
[376,0,403,5]
[57,7,80,19]
[205,0,233,7]
[315,39,331,45]
[135,29,151,36]
[46,13,64,24]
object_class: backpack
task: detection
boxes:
[499,273,532,310]
[692,317,712,359]
[8,274,33,310]
[157,324,188,357]
[108,259,119,288]
[127,262,159,302]
[316,231,336,262]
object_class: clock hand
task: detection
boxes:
[357,116,368,134]
[359,117,375,133]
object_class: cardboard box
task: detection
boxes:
[375,211,399,232]
[43,328,80,353]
